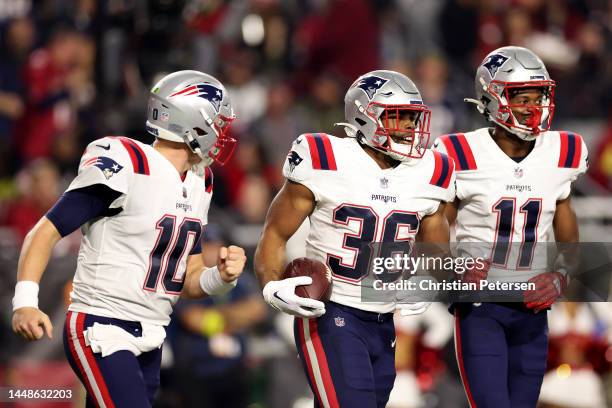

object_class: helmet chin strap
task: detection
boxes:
[184,129,205,158]
[495,118,537,141]
[387,140,421,163]
[191,157,213,177]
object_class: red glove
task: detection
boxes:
[460,259,490,286]
[524,272,567,312]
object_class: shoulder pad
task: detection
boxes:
[109,137,150,175]
[299,133,337,171]
[83,136,150,176]
[557,131,584,169]
[68,137,136,194]
[429,150,455,188]
[436,133,477,171]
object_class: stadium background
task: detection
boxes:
[0,0,610,407]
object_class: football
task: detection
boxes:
[283,257,332,302]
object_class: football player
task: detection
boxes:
[11,71,247,407]
[255,70,456,408]
[434,46,588,407]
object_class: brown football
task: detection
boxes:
[283,257,332,302]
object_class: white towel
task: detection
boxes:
[84,322,166,357]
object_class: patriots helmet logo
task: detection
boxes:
[84,156,124,180]
[356,75,388,99]
[482,54,509,77]
[287,150,303,172]
[169,83,224,112]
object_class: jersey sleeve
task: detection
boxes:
[558,132,589,200]
[282,134,325,201]
[66,137,133,206]
[433,135,466,201]
[423,150,456,215]
[432,136,449,155]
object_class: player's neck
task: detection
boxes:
[490,127,534,158]
[153,139,192,174]
[362,145,399,169]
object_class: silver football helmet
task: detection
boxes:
[338,70,431,162]
[146,70,236,166]
[468,46,555,141]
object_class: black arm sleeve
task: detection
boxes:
[46,184,123,237]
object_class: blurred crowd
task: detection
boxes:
[0,0,611,407]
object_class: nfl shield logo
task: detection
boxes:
[380,177,389,189]
[334,317,345,327]
[513,167,524,179]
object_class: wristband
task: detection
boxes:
[12,281,39,311]
[199,266,237,296]
[200,310,225,337]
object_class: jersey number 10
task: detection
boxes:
[144,215,203,294]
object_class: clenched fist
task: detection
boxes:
[217,245,246,283]
[12,307,53,341]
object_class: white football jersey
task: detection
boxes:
[66,136,213,325]
[433,128,588,281]
[283,133,456,313]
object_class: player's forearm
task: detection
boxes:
[553,198,580,277]
[553,198,579,243]
[254,230,288,288]
[416,203,450,244]
[255,181,314,288]
[181,254,207,299]
[443,199,459,226]
[16,217,62,283]
[182,271,207,299]
[182,249,244,299]
[416,204,452,280]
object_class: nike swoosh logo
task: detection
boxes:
[96,144,111,150]
[391,338,396,348]
[273,292,289,304]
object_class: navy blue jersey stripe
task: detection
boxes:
[435,153,450,187]
[564,132,576,168]
[126,142,146,174]
[449,135,469,171]
[314,134,330,170]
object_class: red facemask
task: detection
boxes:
[366,103,432,159]
[208,115,236,165]
[489,80,556,136]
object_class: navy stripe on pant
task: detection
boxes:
[454,303,548,408]
[63,311,162,408]
[294,302,396,408]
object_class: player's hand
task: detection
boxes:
[12,307,53,341]
[263,277,326,319]
[217,245,247,283]
[524,271,567,313]
[460,259,490,285]
[397,301,430,316]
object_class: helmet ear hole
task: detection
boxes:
[193,127,207,136]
